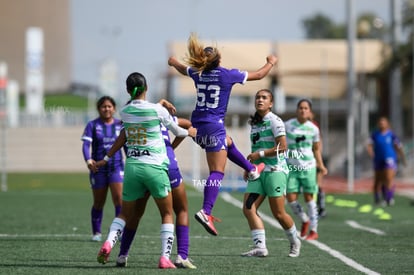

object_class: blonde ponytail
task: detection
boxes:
[184,33,220,73]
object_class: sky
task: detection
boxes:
[70,0,399,101]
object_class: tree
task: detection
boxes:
[302,13,346,39]
[302,12,385,40]
[356,13,387,39]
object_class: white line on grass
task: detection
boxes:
[219,191,283,230]
[0,233,285,242]
[346,220,386,236]
[190,235,285,241]
[220,192,381,275]
[0,234,88,238]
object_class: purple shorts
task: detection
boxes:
[374,158,397,171]
[89,168,124,189]
[168,167,182,189]
[192,122,227,152]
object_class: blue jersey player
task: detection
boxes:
[366,117,406,206]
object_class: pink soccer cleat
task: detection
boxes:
[158,256,177,269]
[97,241,112,264]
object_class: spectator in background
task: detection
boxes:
[366,116,406,206]
[285,99,328,241]
[81,96,124,242]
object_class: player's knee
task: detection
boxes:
[173,205,188,217]
[244,193,260,211]
[273,211,285,221]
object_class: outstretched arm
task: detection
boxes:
[171,118,192,149]
[158,99,177,115]
[168,56,188,76]
[246,55,278,81]
[160,107,196,138]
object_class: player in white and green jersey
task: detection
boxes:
[96,72,196,269]
[241,89,301,258]
[285,99,328,241]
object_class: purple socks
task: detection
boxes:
[384,184,395,204]
[119,228,137,256]
[227,142,255,172]
[91,206,122,235]
[375,184,395,204]
[91,207,103,234]
[203,171,224,215]
[115,205,121,217]
[118,226,190,259]
[176,225,189,259]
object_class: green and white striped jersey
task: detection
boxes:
[250,112,289,174]
[120,100,188,169]
[284,118,320,170]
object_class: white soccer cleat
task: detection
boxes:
[288,240,301,257]
[116,255,128,267]
[174,255,197,269]
[241,247,269,257]
[91,233,102,242]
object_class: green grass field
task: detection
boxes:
[19,93,89,111]
[1,173,413,274]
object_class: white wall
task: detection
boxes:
[0,127,252,179]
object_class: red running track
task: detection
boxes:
[321,176,414,198]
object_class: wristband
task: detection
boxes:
[259,151,265,158]
[86,159,93,165]
[103,155,110,162]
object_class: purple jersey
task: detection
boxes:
[187,66,247,124]
[161,116,183,187]
[160,116,178,170]
[81,118,124,173]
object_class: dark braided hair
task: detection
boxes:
[126,72,147,99]
[249,89,274,126]
[249,112,263,126]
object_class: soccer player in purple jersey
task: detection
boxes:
[366,116,406,206]
[81,96,125,242]
[168,32,277,236]
[162,116,197,268]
